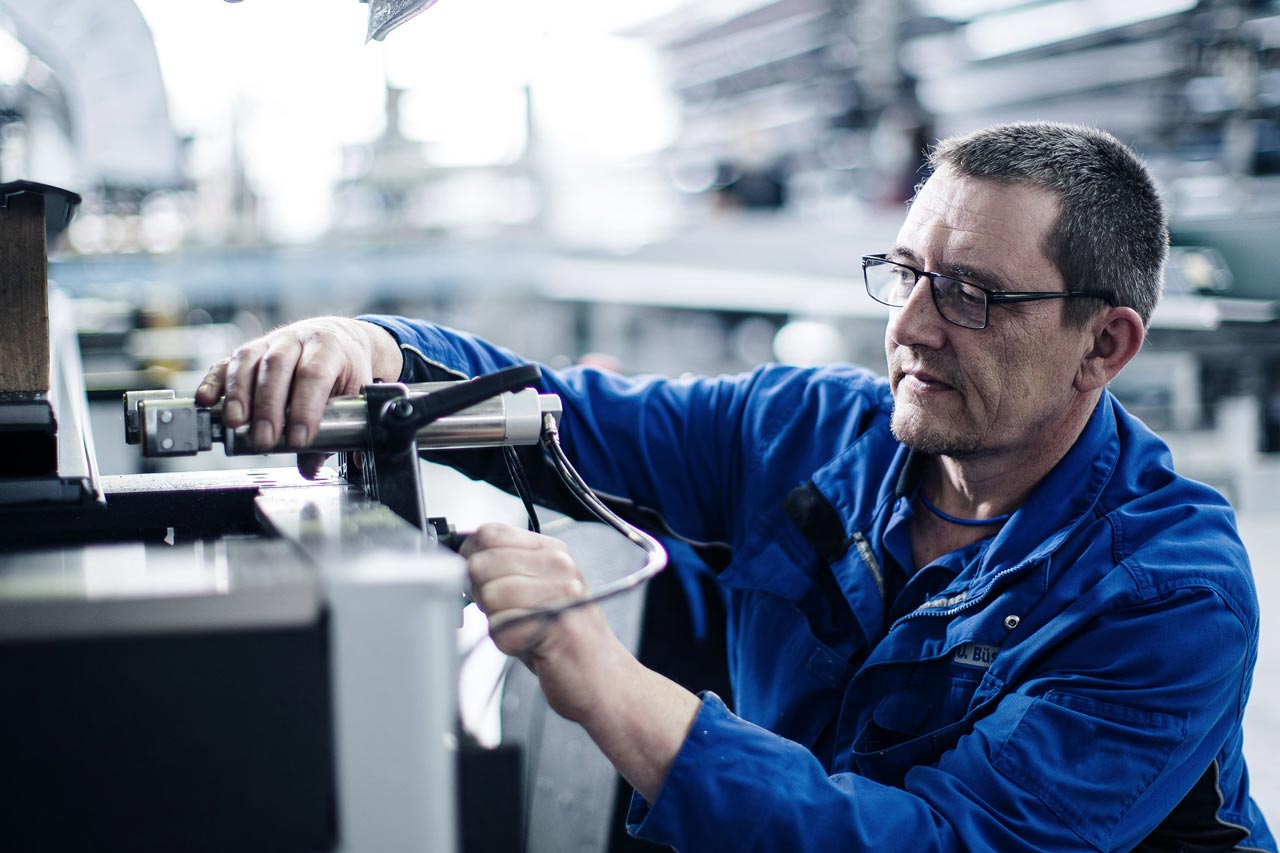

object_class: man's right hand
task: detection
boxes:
[195,317,403,474]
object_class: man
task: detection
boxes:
[199,122,1273,850]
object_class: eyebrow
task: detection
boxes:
[887,244,1014,291]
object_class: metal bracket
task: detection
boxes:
[361,383,428,531]
[353,365,545,531]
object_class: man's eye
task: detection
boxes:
[955,283,985,307]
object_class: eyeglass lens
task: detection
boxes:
[865,259,987,329]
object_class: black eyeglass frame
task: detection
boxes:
[861,253,1118,330]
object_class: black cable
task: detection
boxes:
[502,445,541,534]
[483,412,668,649]
[456,408,669,737]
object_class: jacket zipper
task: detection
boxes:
[888,561,1034,632]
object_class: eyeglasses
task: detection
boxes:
[861,254,1117,330]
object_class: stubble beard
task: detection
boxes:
[889,348,989,458]
[889,400,986,459]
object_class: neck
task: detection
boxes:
[908,391,1099,569]
[932,391,1099,518]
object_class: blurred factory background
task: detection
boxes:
[3,0,1280,830]
[0,0,1274,495]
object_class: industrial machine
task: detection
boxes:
[0,179,666,852]
[1,354,665,852]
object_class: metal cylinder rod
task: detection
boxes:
[220,385,558,456]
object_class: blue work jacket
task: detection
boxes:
[364,315,1274,852]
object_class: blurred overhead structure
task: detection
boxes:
[0,0,189,255]
[221,0,440,42]
[639,1,1279,198]
[0,0,184,194]
[635,0,1280,294]
[902,0,1277,161]
[617,0,1280,460]
[633,0,925,210]
[330,83,545,241]
[364,0,441,41]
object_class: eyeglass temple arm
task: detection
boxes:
[987,290,1117,306]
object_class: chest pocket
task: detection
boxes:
[843,555,1049,784]
[850,650,998,786]
[719,533,866,748]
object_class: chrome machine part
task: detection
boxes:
[125,382,563,459]
[124,366,562,532]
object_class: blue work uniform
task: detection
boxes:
[363,315,1275,852]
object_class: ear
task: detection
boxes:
[1074,306,1145,393]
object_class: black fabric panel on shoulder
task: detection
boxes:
[397,343,467,384]
[783,481,853,565]
[594,495,733,574]
[1132,761,1249,852]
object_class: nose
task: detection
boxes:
[886,273,947,350]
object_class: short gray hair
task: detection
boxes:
[928,121,1168,328]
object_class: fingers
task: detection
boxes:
[201,318,378,451]
[463,524,589,654]
[296,452,333,480]
[221,337,270,430]
[460,522,556,559]
[247,336,305,448]
[196,359,228,407]
[463,524,580,592]
[473,574,586,656]
[284,332,370,447]
[462,524,626,724]
[468,540,580,589]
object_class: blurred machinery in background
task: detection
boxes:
[0,0,188,250]
[1,0,1276,477]
[641,0,1280,216]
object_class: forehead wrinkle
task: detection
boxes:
[900,175,1058,289]
[905,189,1038,255]
[892,223,1022,290]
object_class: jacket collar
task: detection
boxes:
[981,391,1120,573]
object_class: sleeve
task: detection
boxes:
[628,585,1255,852]
[357,314,770,547]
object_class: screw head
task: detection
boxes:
[160,437,175,451]
[159,410,174,424]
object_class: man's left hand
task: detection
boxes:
[461,523,629,726]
